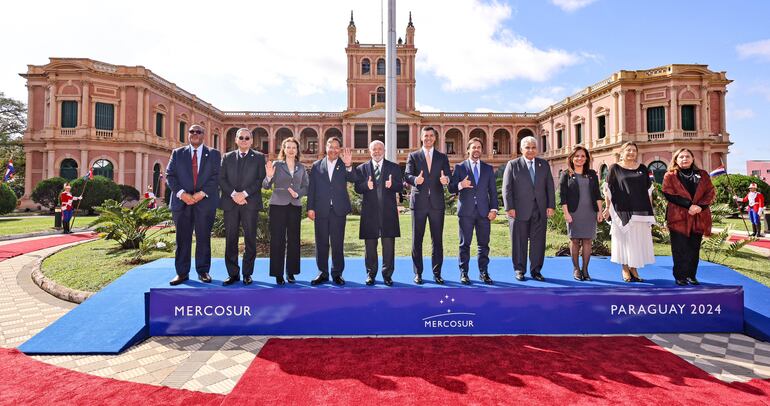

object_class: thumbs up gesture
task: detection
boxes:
[385,174,393,189]
[415,170,425,185]
[367,175,374,190]
[440,170,449,185]
[460,175,473,189]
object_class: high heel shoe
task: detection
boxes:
[581,269,591,281]
[630,268,644,282]
[276,276,285,285]
[573,268,583,281]
[622,268,632,283]
[287,274,295,284]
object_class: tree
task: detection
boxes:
[712,174,770,207]
[70,176,122,214]
[31,177,67,210]
[0,92,26,141]
[0,183,17,214]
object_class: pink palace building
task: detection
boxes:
[19,13,732,206]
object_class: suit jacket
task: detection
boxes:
[559,169,601,213]
[263,160,308,207]
[448,159,499,218]
[502,156,555,221]
[165,144,221,213]
[404,148,451,210]
[354,159,404,239]
[306,157,356,217]
[219,149,266,211]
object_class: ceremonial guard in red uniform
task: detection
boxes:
[60,183,81,234]
[144,185,157,209]
[735,183,765,237]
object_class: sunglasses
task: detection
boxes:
[238,136,251,141]
[188,129,203,134]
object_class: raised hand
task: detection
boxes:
[460,175,473,189]
[385,174,393,189]
[265,161,275,178]
[440,170,449,186]
[415,170,425,185]
[367,176,374,190]
[341,148,353,167]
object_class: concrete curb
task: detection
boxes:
[29,241,95,304]
[0,228,90,242]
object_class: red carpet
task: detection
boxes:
[0,232,97,261]
[0,348,223,406]
[729,235,770,249]
[225,336,770,405]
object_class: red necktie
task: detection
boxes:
[191,149,198,188]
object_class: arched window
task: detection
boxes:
[153,163,162,192]
[376,59,385,75]
[92,159,114,180]
[600,164,609,182]
[60,158,78,180]
[396,59,402,75]
[649,161,667,184]
[361,58,370,75]
[376,87,385,103]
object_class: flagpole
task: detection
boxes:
[69,170,91,231]
[719,158,752,236]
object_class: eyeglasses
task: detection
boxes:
[238,136,251,141]
[189,129,203,134]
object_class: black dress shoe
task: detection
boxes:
[332,276,345,285]
[365,275,375,286]
[532,273,545,282]
[414,275,423,285]
[223,276,240,286]
[311,273,329,285]
[433,275,445,285]
[287,274,295,284]
[675,279,688,286]
[198,273,212,283]
[276,276,285,285]
[460,272,471,285]
[515,273,526,281]
[480,272,493,285]
[243,276,253,285]
[384,278,393,287]
[686,277,700,285]
[169,275,189,286]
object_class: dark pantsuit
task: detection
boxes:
[365,237,395,279]
[173,205,215,277]
[314,211,347,277]
[670,230,703,280]
[459,214,491,273]
[411,208,445,275]
[269,204,301,277]
[509,208,546,276]
[223,206,257,278]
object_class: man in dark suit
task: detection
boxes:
[502,136,555,281]
[448,137,498,285]
[404,126,451,284]
[165,124,221,285]
[306,136,355,285]
[354,140,404,287]
[219,128,266,286]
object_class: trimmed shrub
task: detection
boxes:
[0,183,17,214]
[712,174,770,206]
[70,176,122,214]
[119,184,140,202]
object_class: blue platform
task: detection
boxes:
[18,256,770,355]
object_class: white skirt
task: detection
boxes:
[604,184,656,269]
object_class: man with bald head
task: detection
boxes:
[502,136,555,282]
[166,124,221,285]
[354,140,403,286]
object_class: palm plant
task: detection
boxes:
[90,198,173,249]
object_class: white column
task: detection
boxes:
[635,90,642,134]
[670,86,679,132]
[119,87,126,131]
[565,112,572,148]
[134,152,143,191]
[612,92,619,142]
[118,152,125,184]
[80,150,88,173]
[169,103,176,143]
[142,154,150,190]
[618,90,626,137]
[136,87,144,132]
[23,151,32,197]
[720,90,727,134]
[367,123,372,147]
[81,83,89,128]
[702,87,710,134]
[143,90,151,133]
[486,125,493,158]
[47,149,55,178]
[586,103,593,148]
[48,83,58,128]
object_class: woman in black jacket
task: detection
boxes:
[559,145,603,281]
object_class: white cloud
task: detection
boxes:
[415,102,440,112]
[729,108,755,120]
[551,0,598,12]
[474,107,500,113]
[737,39,770,61]
[508,86,569,112]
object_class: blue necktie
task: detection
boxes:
[473,162,480,185]
[528,160,535,184]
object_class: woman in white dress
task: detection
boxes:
[602,142,655,282]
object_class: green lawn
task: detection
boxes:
[0,215,96,236]
[41,214,770,292]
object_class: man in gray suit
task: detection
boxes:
[502,136,555,281]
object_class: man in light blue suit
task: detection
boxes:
[165,124,221,285]
[448,137,498,285]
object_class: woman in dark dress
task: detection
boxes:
[662,148,715,286]
[602,142,656,282]
[560,145,603,281]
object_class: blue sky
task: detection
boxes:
[2,0,768,171]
